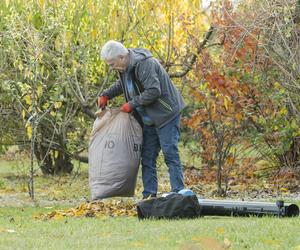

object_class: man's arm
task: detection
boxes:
[129,59,161,108]
[101,79,123,99]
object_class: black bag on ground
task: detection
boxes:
[136,194,201,219]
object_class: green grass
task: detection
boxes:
[0,159,16,174]
[1,157,300,249]
[0,207,300,250]
[0,157,171,205]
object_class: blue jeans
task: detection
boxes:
[141,114,185,197]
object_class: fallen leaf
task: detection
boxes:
[6,229,16,233]
[132,241,145,247]
[0,228,16,233]
[216,227,225,234]
[223,238,231,249]
[280,187,288,193]
[98,232,112,238]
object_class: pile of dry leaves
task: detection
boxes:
[35,200,137,220]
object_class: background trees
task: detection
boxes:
[0,0,299,194]
[0,0,210,174]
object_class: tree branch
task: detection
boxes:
[169,26,214,78]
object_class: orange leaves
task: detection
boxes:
[184,1,270,193]
[190,87,206,102]
[235,113,243,122]
[211,0,260,71]
[184,113,202,130]
[225,155,235,166]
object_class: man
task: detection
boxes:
[98,40,186,199]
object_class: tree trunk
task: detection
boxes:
[35,144,73,175]
[34,126,74,175]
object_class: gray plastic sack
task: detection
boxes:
[89,108,142,200]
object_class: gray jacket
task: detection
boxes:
[102,48,186,128]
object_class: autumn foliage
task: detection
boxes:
[184,1,271,194]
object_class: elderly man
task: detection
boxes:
[98,40,185,199]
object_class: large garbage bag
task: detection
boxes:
[89,108,142,200]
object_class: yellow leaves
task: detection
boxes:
[273,82,281,89]
[91,29,97,39]
[53,150,59,158]
[37,85,43,97]
[22,110,26,119]
[280,187,289,193]
[47,211,64,220]
[23,94,32,106]
[22,85,43,110]
[278,107,288,116]
[223,96,230,111]
[216,227,225,234]
[235,113,243,122]
[43,103,50,110]
[54,101,62,109]
[38,0,45,9]
[35,200,137,220]
[294,128,300,137]
[26,125,33,139]
[97,231,112,238]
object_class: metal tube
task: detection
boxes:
[198,199,299,217]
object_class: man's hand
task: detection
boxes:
[98,96,109,109]
[120,102,133,113]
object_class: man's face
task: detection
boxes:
[106,55,128,72]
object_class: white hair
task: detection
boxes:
[100,40,128,61]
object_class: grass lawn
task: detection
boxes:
[1,158,300,249]
[1,206,300,250]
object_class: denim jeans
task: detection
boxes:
[141,114,185,197]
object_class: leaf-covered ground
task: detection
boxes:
[1,157,300,208]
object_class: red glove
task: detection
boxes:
[120,103,133,113]
[98,96,109,108]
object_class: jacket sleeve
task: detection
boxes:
[129,59,161,108]
[101,79,123,99]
